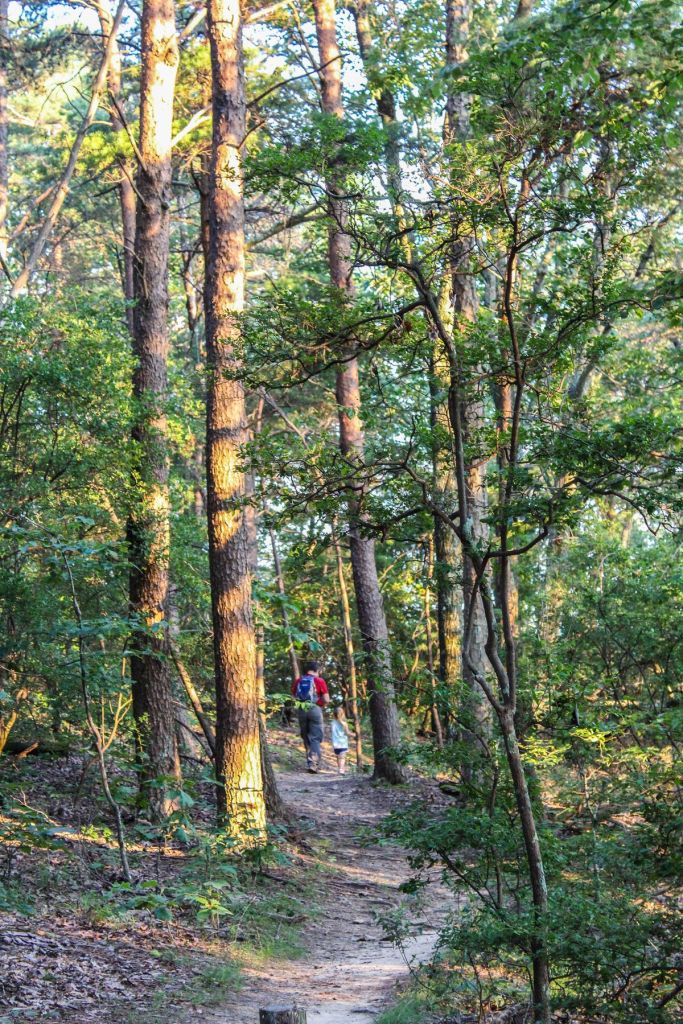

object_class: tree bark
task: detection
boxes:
[205,0,266,838]
[430,304,462,723]
[312,0,406,783]
[9,1,126,297]
[0,0,8,266]
[128,0,181,818]
[96,0,136,334]
[444,0,490,738]
[246,449,284,821]
[332,524,363,768]
[268,525,301,685]
[500,709,550,1023]
[425,536,444,747]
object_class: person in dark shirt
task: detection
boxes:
[291,661,330,772]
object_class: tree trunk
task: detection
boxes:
[0,0,8,267]
[246,456,284,820]
[425,537,444,747]
[0,687,28,757]
[444,0,490,739]
[97,1,136,334]
[269,525,301,684]
[500,709,550,1024]
[205,0,266,838]
[312,0,406,783]
[128,0,181,818]
[9,1,126,297]
[429,313,462,726]
[332,524,363,768]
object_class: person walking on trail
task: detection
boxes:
[331,702,350,774]
[292,661,329,772]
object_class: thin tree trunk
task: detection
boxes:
[429,306,462,725]
[96,0,136,334]
[0,0,8,266]
[312,0,406,783]
[246,448,283,820]
[349,3,462,721]
[444,0,490,739]
[0,687,28,757]
[205,0,266,838]
[500,709,550,1023]
[9,0,126,297]
[128,0,181,818]
[425,536,444,747]
[349,0,403,214]
[332,524,363,768]
[171,646,217,757]
[268,525,301,684]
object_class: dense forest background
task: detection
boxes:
[0,0,681,1022]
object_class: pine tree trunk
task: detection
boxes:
[128,0,181,818]
[205,0,266,839]
[312,0,406,783]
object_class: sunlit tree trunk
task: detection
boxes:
[205,0,266,838]
[332,524,364,768]
[128,0,181,818]
[312,0,406,783]
[0,0,9,267]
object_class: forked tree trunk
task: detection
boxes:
[205,0,266,838]
[312,0,406,783]
[128,0,181,818]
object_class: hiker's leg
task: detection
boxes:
[307,706,324,765]
[297,709,310,759]
[338,750,347,774]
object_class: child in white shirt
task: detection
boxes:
[330,705,350,774]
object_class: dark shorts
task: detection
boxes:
[333,747,348,755]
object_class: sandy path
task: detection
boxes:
[211,754,445,1024]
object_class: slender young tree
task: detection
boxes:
[312,0,406,783]
[205,0,266,837]
[96,0,136,334]
[128,0,181,817]
[443,0,490,735]
[0,0,8,267]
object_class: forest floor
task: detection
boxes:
[210,730,450,1024]
[0,726,454,1024]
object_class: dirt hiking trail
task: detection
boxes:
[211,746,447,1024]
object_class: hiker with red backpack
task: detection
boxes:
[291,661,330,773]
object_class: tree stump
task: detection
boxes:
[259,1008,307,1024]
